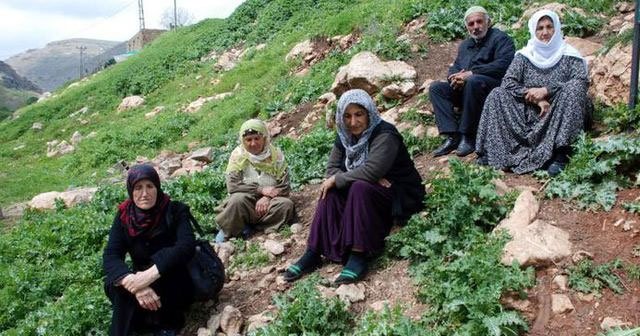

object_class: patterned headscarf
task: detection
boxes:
[335,89,382,171]
[118,164,170,237]
[226,119,288,179]
[517,9,586,70]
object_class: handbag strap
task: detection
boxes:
[165,201,206,238]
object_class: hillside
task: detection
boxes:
[1,0,639,335]
[5,38,124,91]
[0,61,40,118]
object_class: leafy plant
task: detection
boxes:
[567,259,624,294]
[602,103,640,134]
[625,262,640,281]
[277,127,335,189]
[623,202,640,214]
[598,326,640,336]
[562,10,604,37]
[353,305,424,336]
[229,240,270,272]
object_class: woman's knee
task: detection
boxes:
[227,192,254,208]
[349,180,377,194]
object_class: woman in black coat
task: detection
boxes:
[103,164,195,336]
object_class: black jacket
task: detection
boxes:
[102,201,196,286]
[448,27,515,80]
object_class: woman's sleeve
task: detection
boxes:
[333,133,400,189]
[500,54,528,99]
[102,214,132,286]
[226,171,260,196]
[151,205,196,276]
[326,144,345,177]
[274,169,292,197]
[546,57,589,99]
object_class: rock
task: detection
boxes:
[572,250,594,263]
[331,51,417,96]
[189,147,213,163]
[426,126,439,138]
[213,92,233,100]
[70,131,83,146]
[220,305,243,335]
[263,239,285,256]
[551,294,574,314]
[317,285,338,300]
[410,124,427,138]
[419,79,435,92]
[318,92,337,105]
[616,2,636,13]
[28,187,98,210]
[117,95,144,112]
[492,179,511,196]
[69,106,89,118]
[590,43,632,106]
[215,49,243,71]
[335,283,366,303]
[207,313,222,332]
[565,37,602,58]
[246,312,274,333]
[290,223,303,234]
[32,122,43,131]
[601,317,631,330]
[158,157,183,175]
[46,140,75,157]
[381,82,416,99]
[2,202,27,218]
[370,300,390,312]
[145,106,165,119]
[286,40,315,62]
[261,265,275,274]
[553,275,569,291]
[184,96,214,113]
[37,92,51,102]
[496,190,572,266]
[381,107,401,125]
[623,220,635,231]
[576,292,595,302]
[217,242,236,265]
[197,327,213,336]
[258,273,276,289]
[171,168,190,178]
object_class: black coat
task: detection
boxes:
[448,27,515,81]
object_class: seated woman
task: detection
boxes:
[475,9,589,176]
[284,89,425,285]
[215,119,295,241]
[103,164,196,336]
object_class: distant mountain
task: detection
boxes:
[0,61,40,117]
[5,38,125,92]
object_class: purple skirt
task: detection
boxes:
[307,180,393,263]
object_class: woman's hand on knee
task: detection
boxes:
[320,175,336,199]
[135,287,162,311]
[260,186,279,198]
[255,196,271,217]
[377,178,392,188]
[122,265,160,294]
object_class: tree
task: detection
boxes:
[159,6,195,29]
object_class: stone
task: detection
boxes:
[263,239,285,256]
[553,275,569,291]
[501,296,533,312]
[286,40,315,62]
[261,265,275,274]
[197,327,213,336]
[370,300,390,312]
[207,313,222,332]
[217,242,236,265]
[497,190,540,231]
[290,223,303,234]
[419,79,435,92]
[145,106,165,119]
[69,106,89,118]
[331,51,417,96]
[426,126,439,138]
[46,140,75,157]
[335,283,366,303]
[565,37,602,58]
[170,168,190,178]
[159,157,183,175]
[623,220,635,231]
[32,122,43,131]
[410,124,426,138]
[184,96,214,113]
[70,131,83,146]
[28,187,98,210]
[215,49,243,71]
[616,2,636,13]
[492,179,511,196]
[601,317,631,330]
[2,202,27,218]
[551,294,574,314]
[318,92,337,105]
[317,285,338,300]
[117,95,144,112]
[245,312,273,333]
[220,305,243,335]
[258,273,276,289]
[381,82,416,99]
[576,292,595,302]
[589,43,632,106]
[572,250,594,264]
[189,147,213,163]
[37,92,52,102]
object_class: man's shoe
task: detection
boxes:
[475,154,488,166]
[433,135,460,157]
[456,136,475,157]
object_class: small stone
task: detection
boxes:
[553,275,568,291]
[32,122,43,131]
[189,147,213,163]
[623,220,635,231]
[275,275,287,286]
[263,239,285,256]
[576,292,595,302]
[426,126,439,138]
[335,283,366,303]
[572,250,594,264]
[207,313,222,331]
[551,294,574,314]
[220,305,243,335]
[317,285,337,300]
[197,327,213,336]
[438,157,449,164]
[614,218,624,227]
[246,312,273,333]
[370,300,390,312]
[601,317,631,330]
[261,265,275,274]
[258,273,276,289]
[290,223,303,234]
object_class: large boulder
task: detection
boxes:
[117,95,145,112]
[565,37,602,67]
[286,40,315,62]
[589,43,632,106]
[331,51,417,96]
[46,140,75,157]
[494,190,572,267]
[28,187,98,210]
[215,48,243,71]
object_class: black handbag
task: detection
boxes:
[166,202,225,302]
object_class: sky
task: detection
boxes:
[0,0,246,61]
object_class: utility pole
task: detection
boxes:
[629,0,640,112]
[77,46,87,78]
[173,0,178,30]
[138,0,145,30]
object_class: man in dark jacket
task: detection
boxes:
[429,6,515,157]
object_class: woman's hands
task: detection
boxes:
[260,186,279,198]
[255,196,271,217]
[377,178,392,188]
[320,175,336,199]
[537,100,551,117]
[524,87,548,104]
[120,265,160,294]
[135,287,162,311]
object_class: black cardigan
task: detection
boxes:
[102,201,196,286]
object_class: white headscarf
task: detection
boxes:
[516,9,586,70]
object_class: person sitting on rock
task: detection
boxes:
[475,9,589,176]
[215,118,295,242]
[284,89,425,285]
[429,5,515,157]
[103,164,196,336]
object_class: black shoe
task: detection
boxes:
[547,161,566,177]
[475,155,488,166]
[456,135,475,157]
[433,135,460,157]
[154,330,177,336]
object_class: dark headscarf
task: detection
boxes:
[118,164,170,237]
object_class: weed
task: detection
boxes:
[562,10,604,37]
[602,104,640,134]
[229,240,270,272]
[601,29,634,55]
[625,262,640,281]
[277,127,335,190]
[353,305,424,336]
[567,259,624,295]
[623,202,640,214]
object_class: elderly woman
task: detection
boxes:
[475,9,588,176]
[215,119,295,241]
[284,89,425,285]
[103,164,196,336]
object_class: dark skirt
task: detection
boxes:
[307,180,394,263]
[105,270,194,336]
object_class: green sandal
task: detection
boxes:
[334,267,366,285]
[283,263,318,282]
